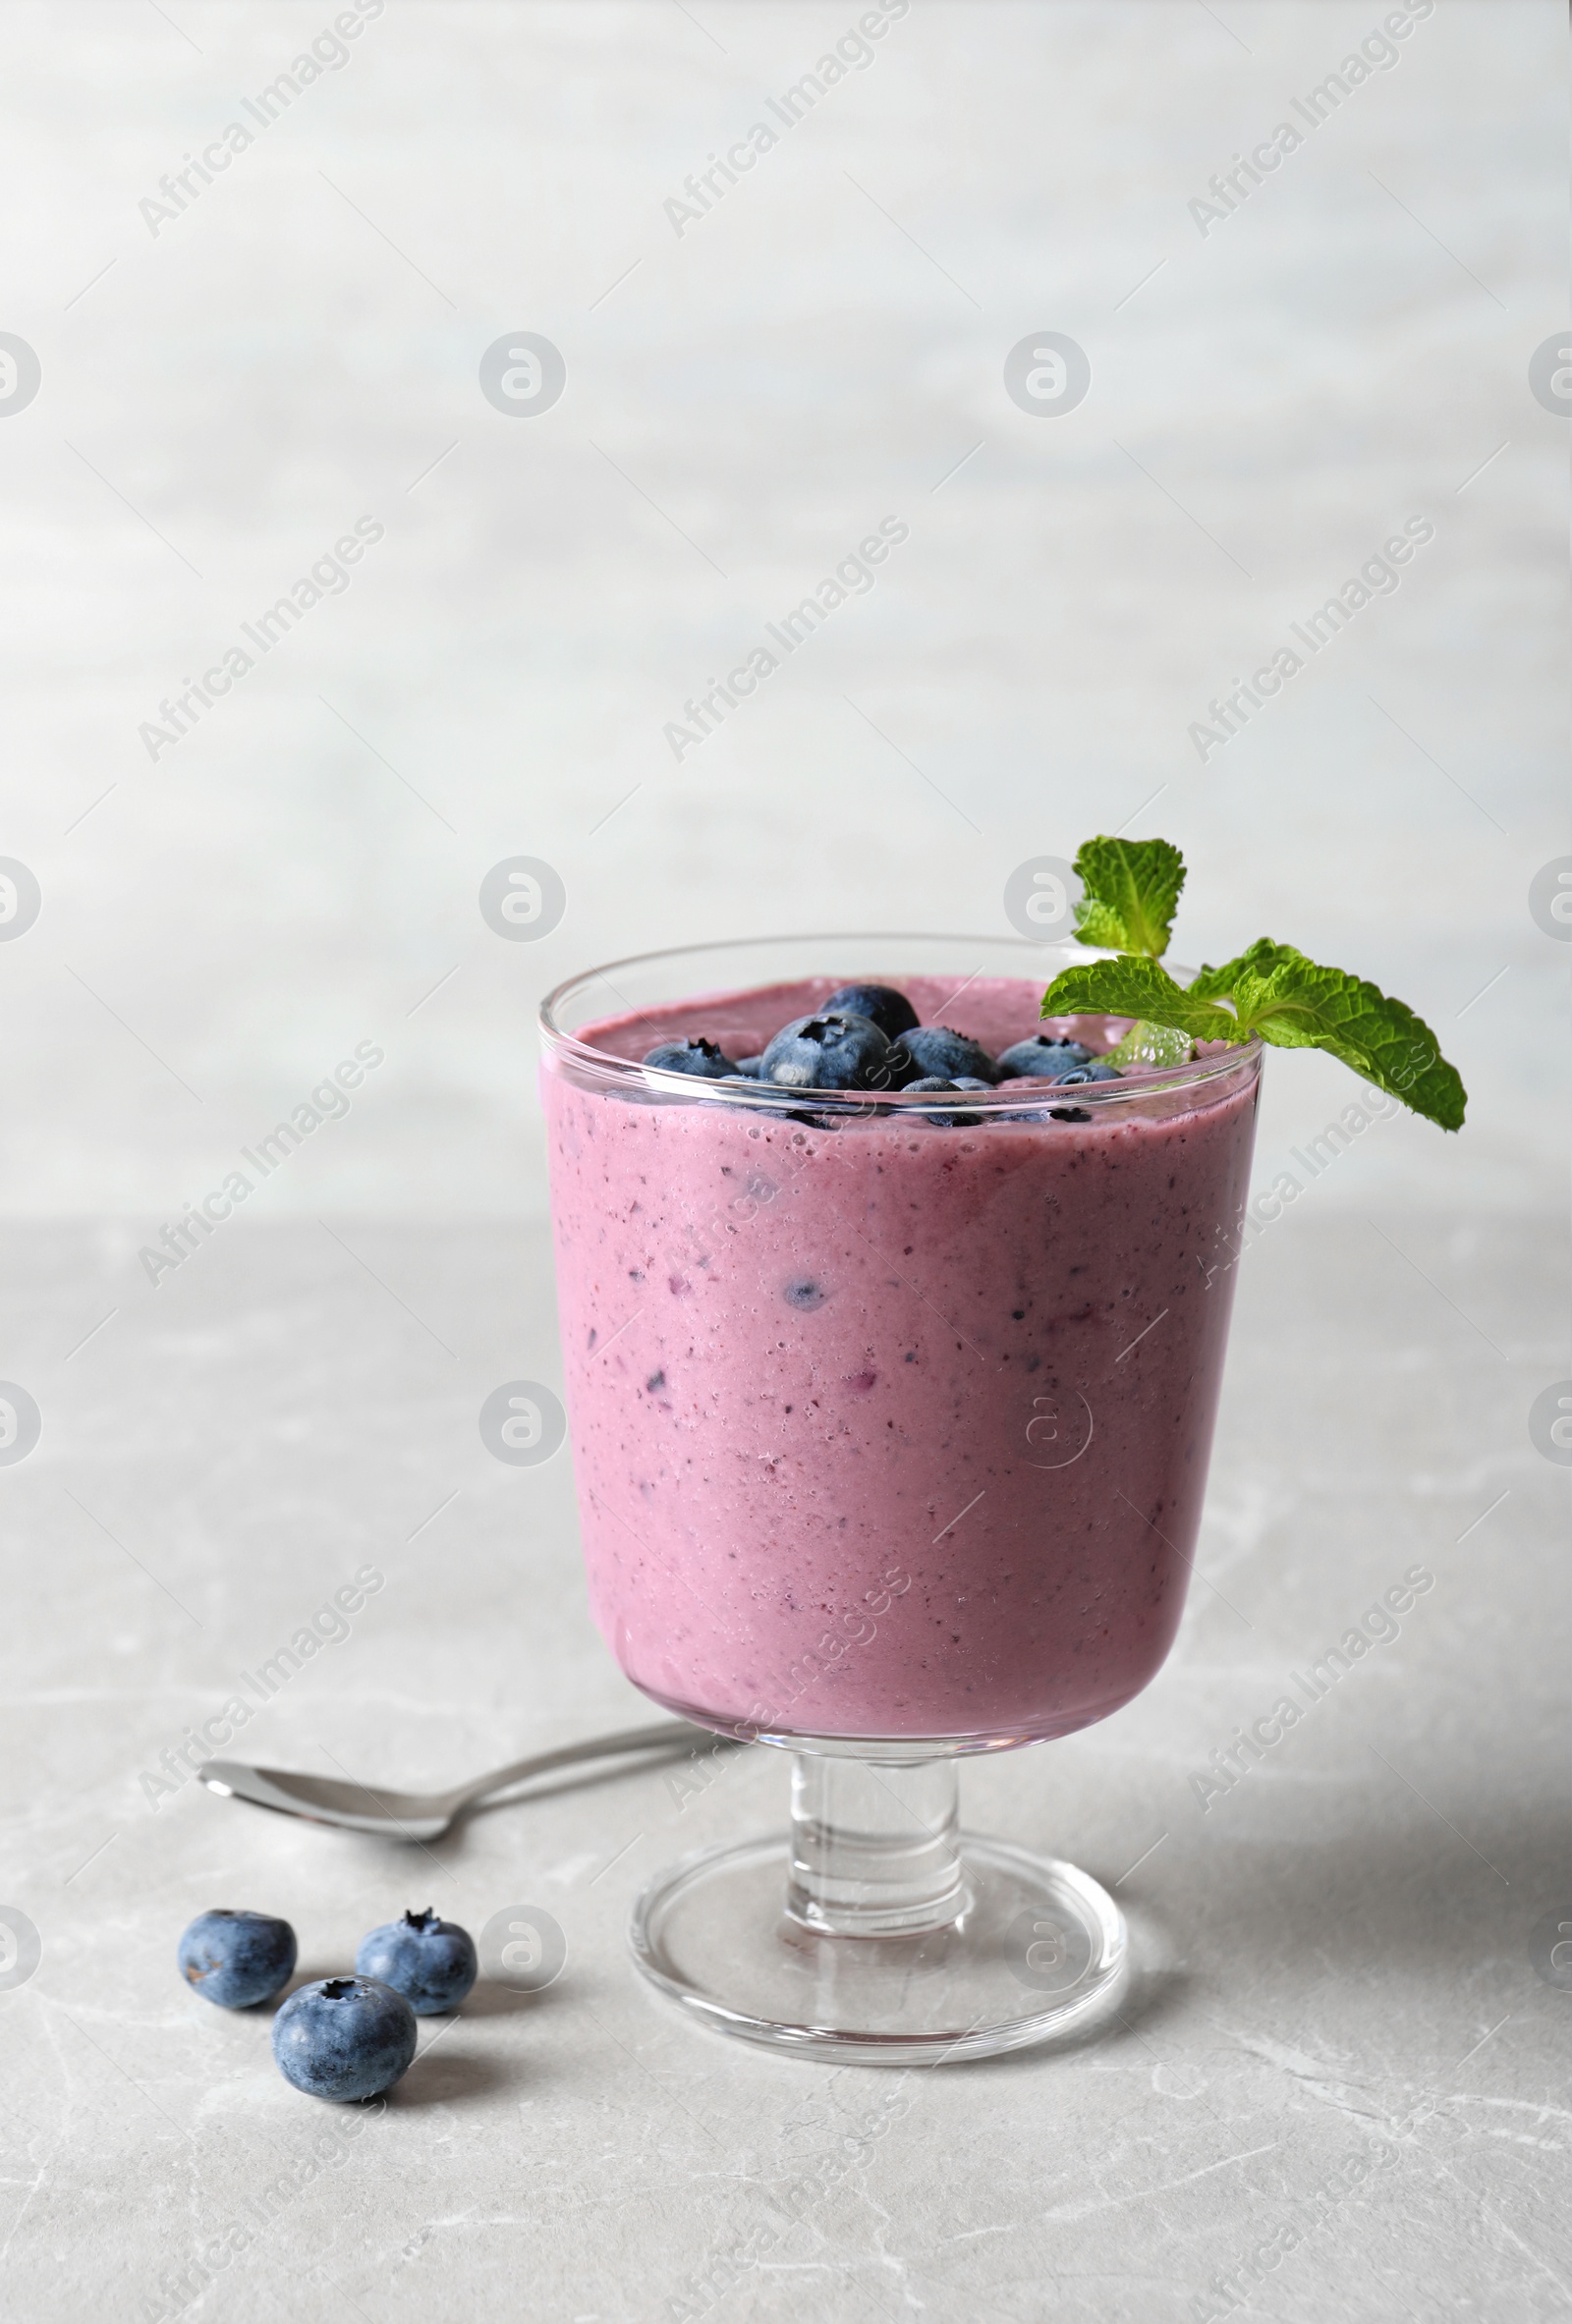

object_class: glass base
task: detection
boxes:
[629,1830,1129,2065]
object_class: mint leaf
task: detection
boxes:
[1042,834,1467,1132]
[1039,956,1239,1043]
[1072,837,1185,959]
[1188,938,1294,1000]
[1219,943,1466,1132]
[1104,1021,1196,1069]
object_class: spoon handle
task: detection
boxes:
[455,1719,729,1809]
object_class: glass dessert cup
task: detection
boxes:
[540,935,1263,2064]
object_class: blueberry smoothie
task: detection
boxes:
[541,974,1260,1744]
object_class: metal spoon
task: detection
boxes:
[197,1718,734,1843]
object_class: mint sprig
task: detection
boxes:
[1071,836,1185,958]
[1042,837,1467,1131]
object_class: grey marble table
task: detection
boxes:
[0,1209,1565,2322]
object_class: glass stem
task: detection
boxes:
[785,1753,968,1938]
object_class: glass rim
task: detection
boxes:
[538,931,1262,1114]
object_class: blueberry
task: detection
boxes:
[1048,1105,1092,1123]
[178,1909,297,2010]
[889,1026,998,1085]
[734,1054,765,1079]
[760,1012,891,1090]
[355,1908,477,2017]
[643,1037,738,1079]
[271,1975,418,2102]
[995,1035,1091,1080]
[902,1077,982,1129]
[821,983,919,1041]
[1053,1061,1122,1084]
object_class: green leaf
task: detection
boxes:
[1216,941,1467,1132]
[1104,1020,1196,1069]
[1072,837,1186,959]
[1039,956,1241,1043]
[1045,836,1467,1132]
[1187,938,1294,1000]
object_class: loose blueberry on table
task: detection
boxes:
[356,1908,478,2016]
[177,1909,297,2010]
[272,1975,419,2101]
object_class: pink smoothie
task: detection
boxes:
[542,975,1260,1744]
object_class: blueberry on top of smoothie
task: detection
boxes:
[902,1077,982,1128]
[889,1026,999,1084]
[996,1035,1091,1080]
[1054,1061,1122,1084]
[644,1037,739,1079]
[734,1054,765,1078]
[821,982,919,1041]
[760,1012,892,1090]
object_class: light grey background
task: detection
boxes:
[4,1215,1568,2322]
[0,0,1562,1228]
[0,6,1567,2322]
